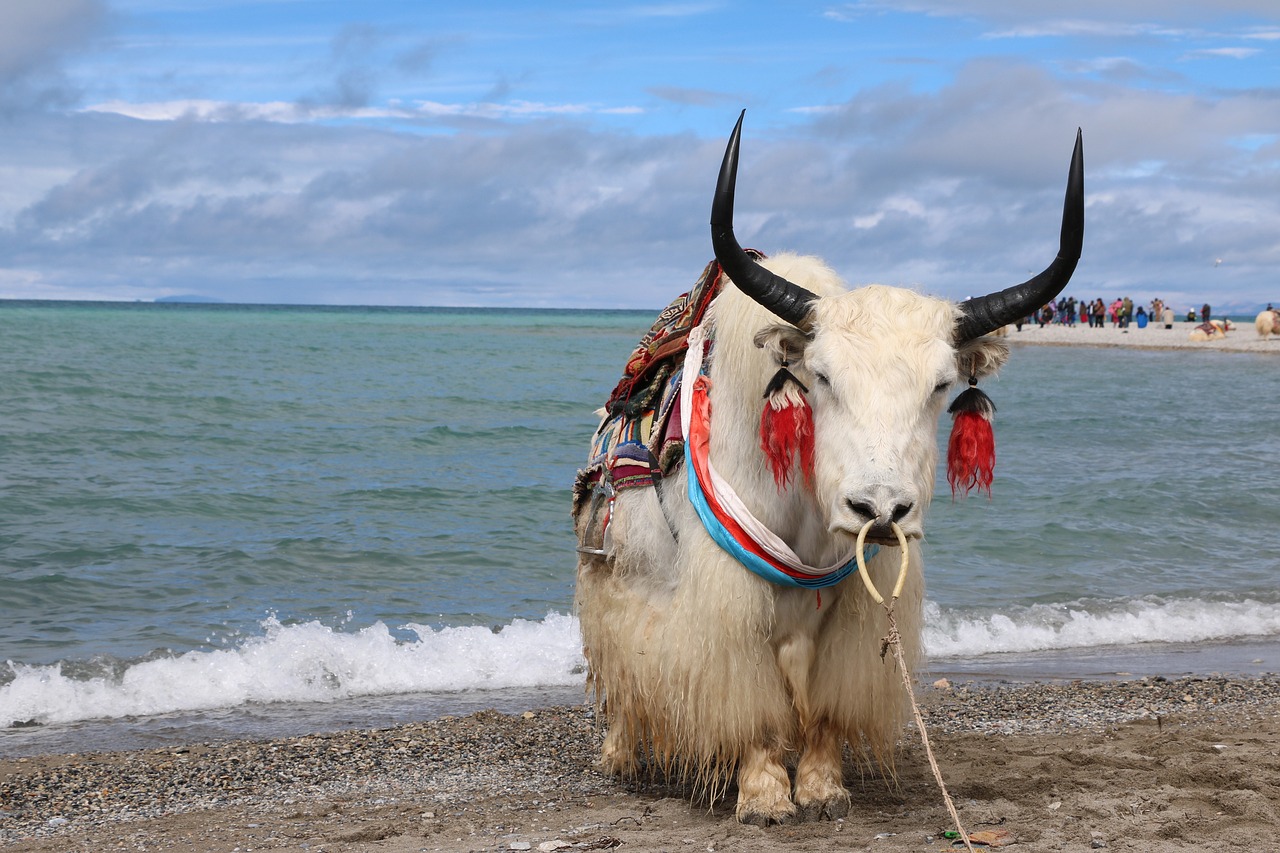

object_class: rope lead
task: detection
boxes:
[854,520,976,853]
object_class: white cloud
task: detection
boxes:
[82,98,641,124]
[982,20,1178,39]
[412,99,596,119]
[3,2,1279,311]
[1182,47,1263,60]
[83,99,390,123]
[829,0,1280,23]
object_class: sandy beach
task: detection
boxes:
[1002,318,1280,354]
[2,674,1278,852]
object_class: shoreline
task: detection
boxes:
[3,674,1278,851]
[6,635,1279,761]
[1002,319,1280,353]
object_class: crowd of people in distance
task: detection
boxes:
[1015,296,1213,331]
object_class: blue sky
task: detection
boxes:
[1,1,1278,310]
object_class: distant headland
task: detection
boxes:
[154,295,224,304]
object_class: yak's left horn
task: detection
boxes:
[711,110,817,330]
[955,129,1085,342]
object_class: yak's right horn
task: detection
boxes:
[955,129,1085,342]
[711,111,817,330]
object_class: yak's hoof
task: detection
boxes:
[737,806,798,827]
[797,794,851,822]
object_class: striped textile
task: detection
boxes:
[573,254,763,519]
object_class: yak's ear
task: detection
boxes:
[753,323,812,365]
[954,335,1009,380]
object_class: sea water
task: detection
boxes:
[2,301,1278,754]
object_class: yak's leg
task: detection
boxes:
[771,608,850,822]
[735,742,796,826]
[793,719,850,821]
[598,724,639,776]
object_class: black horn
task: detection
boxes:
[955,129,1085,342]
[711,111,817,329]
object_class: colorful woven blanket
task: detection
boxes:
[571,251,764,520]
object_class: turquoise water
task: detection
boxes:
[2,300,1278,746]
[1,303,644,660]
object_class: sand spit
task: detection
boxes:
[1004,320,1280,354]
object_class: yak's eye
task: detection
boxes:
[932,380,951,396]
[814,371,831,387]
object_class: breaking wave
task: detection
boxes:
[3,596,1278,730]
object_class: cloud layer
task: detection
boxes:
[0,1,1277,311]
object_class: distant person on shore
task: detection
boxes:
[1063,296,1077,326]
[1162,305,1174,328]
[1201,303,1212,322]
[1091,298,1105,328]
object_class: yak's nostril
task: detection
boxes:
[846,497,914,526]
[846,499,877,520]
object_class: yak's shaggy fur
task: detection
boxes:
[1256,309,1280,339]
[575,252,1007,826]
[1189,319,1228,341]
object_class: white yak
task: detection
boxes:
[1189,319,1228,341]
[1256,308,1280,339]
[574,113,1084,826]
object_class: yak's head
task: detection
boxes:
[710,112,1083,546]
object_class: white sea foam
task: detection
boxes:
[923,596,1280,658]
[0,612,585,728]
[3,597,1279,729]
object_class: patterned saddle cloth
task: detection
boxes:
[571,251,762,522]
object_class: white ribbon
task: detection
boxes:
[681,324,861,577]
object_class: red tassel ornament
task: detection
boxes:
[946,377,996,496]
[760,366,815,489]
